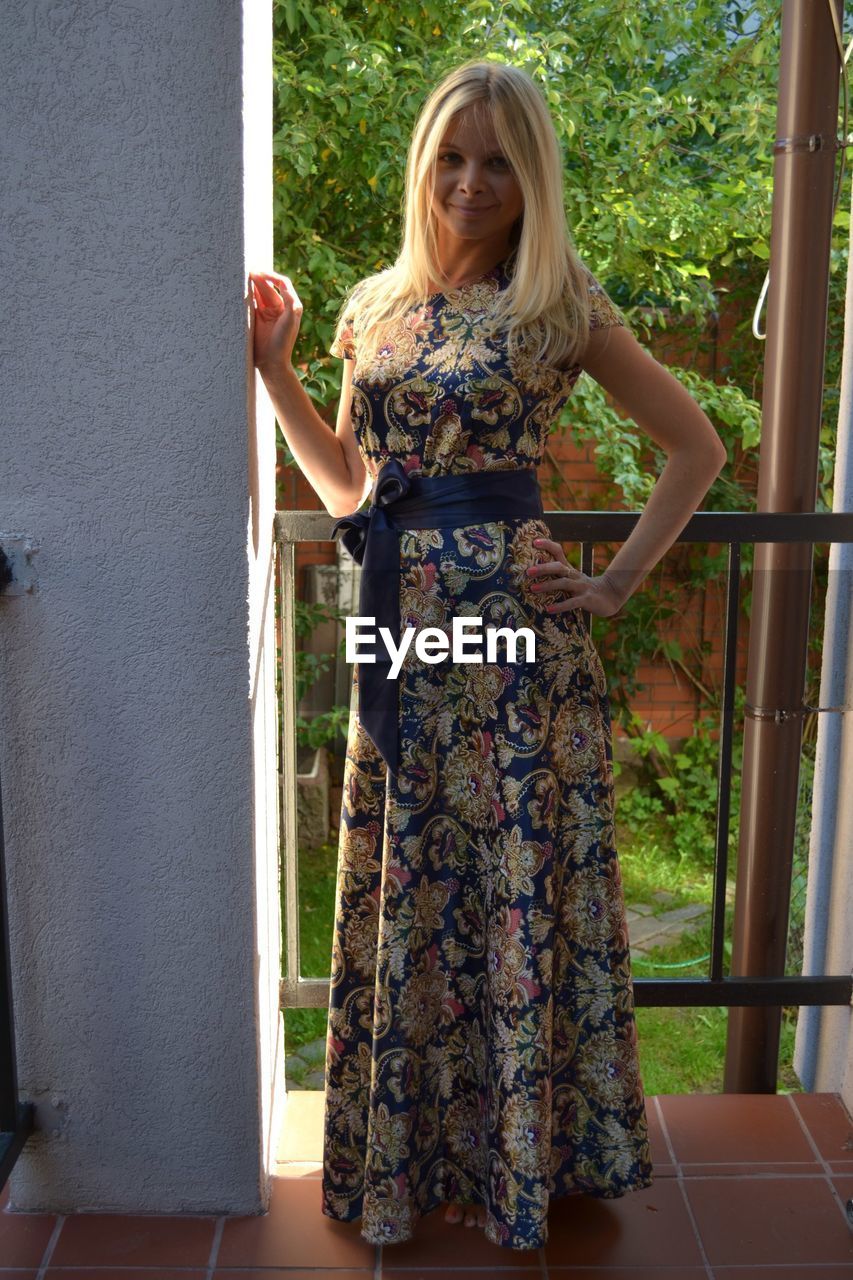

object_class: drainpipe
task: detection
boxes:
[723,0,845,1092]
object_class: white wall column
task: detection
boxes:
[793,152,853,1112]
[0,0,283,1210]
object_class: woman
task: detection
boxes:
[250,59,725,1252]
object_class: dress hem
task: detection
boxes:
[321,1171,656,1251]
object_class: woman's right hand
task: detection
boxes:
[248,270,303,377]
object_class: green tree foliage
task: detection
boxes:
[272,0,851,739]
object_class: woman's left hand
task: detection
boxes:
[527,537,624,619]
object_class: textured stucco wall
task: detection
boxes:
[0,0,283,1210]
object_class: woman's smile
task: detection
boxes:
[450,204,496,218]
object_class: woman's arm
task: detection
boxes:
[580,324,728,608]
[260,361,367,519]
[250,269,366,518]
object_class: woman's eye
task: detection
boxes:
[439,152,508,167]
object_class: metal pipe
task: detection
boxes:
[724,0,845,1092]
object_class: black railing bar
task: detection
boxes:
[275,509,853,546]
[279,971,852,1011]
[536,511,853,544]
[710,540,742,984]
[632,975,852,1006]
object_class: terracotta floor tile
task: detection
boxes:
[0,1203,59,1269]
[379,1201,541,1267]
[791,1091,853,1164]
[9,1092,853,1276]
[217,1173,374,1270]
[47,1213,216,1269]
[383,1270,542,1279]
[645,1096,678,1177]
[829,1169,853,1214]
[543,1178,703,1268]
[275,1089,324,1163]
[44,1272,207,1279]
[679,1161,824,1176]
[545,1271,707,1279]
[213,1272,372,1279]
[658,1092,817,1166]
[683,1174,853,1266]
[711,1270,853,1279]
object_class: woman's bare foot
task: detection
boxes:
[444,1200,487,1228]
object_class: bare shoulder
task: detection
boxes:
[580,320,654,390]
[580,324,727,459]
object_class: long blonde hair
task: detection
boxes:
[331,58,616,372]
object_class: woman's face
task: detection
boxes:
[430,109,524,253]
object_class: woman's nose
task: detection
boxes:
[459,170,487,190]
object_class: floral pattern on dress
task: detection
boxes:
[321,258,653,1251]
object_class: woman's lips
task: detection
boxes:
[451,205,495,218]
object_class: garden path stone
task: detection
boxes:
[627,899,711,956]
[659,903,710,924]
[298,1036,328,1066]
[628,915,678,947]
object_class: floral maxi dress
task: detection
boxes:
[320,257,655,1251]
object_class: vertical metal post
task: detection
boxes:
[724,0,845,1091]
[277,536,302,1004]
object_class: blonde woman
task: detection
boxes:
[250,59,725,1253]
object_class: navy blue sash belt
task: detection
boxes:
[331,457,545,777]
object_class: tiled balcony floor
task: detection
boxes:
[1,1091,852,1278]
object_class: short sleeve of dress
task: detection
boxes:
[585,269,626,331]
[330,312,356,361]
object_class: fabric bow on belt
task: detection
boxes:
[331,456,545,777]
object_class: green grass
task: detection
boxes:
[629,922,803,1095]
[616,805,721,909]
[635,1002,802,1096]
[615,801,804,1095]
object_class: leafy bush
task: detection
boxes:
[617,687,745,871]
[276,597,352,752]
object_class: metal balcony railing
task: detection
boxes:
[275,507,853,1029]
